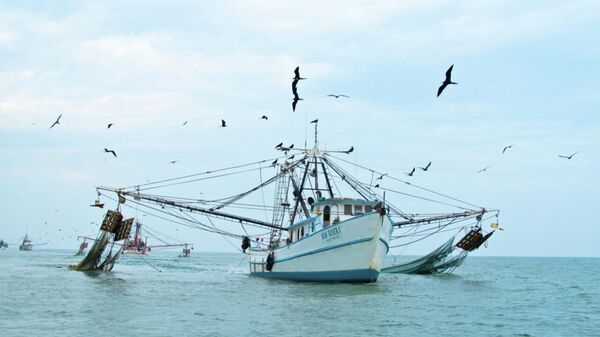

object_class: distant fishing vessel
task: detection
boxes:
[179,244,192,258]
[94,123,499,282]
[0,239,7,250]
[74,239,89,256]
[122,221,150,254]
[19,234,33,251]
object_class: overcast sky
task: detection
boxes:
[1,1,599,257]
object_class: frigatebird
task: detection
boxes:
[345,146,354,154]
[310,119,318,124]
[326,94,350,99]
[50,114,62,129]
[275,142,283,149]
[107,123,113,129]
[376,174,387,180]
[437,65,457,97]
[502,145,514,154]
[104,148,117,157]
[558,152,578,160]
[292,82,303,112]
[261,115,268,120]
[477,166,490,174]
[182,121,188,126]
[406,167,416,176]
[293,66,306,81]
[419,162,432,171]
[271,159,278,166]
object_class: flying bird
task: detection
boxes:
[502,145,514,154]
[107,123,113,129]
[104,148,117,158]
[261,115,268,120]
[406,167,416,177]
[275,142,283,149]
[288,155,295,160]
[292,82,303,112]
[289,144,294,149]
[293,66,306,81]
[271,159,278,166]
[419,162,432,171]
[221,119,227,127]
[326,94,350,99]
[345,146,354,154]
[49,114,62,129]
[310,119,318,124]
[477,166,490,174]
[292,95,303,112]
[182,121,188,126]
[170,160,178,164]
[437,65,457,97]
[376,174,387,180]
[558,152,578,160]
[374,184,380,188]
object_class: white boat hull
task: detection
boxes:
[249,212,393,283]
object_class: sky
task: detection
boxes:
[0,1,599,257]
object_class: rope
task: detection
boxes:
[326,153,483,209]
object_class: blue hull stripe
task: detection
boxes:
[379,238,389,253]
[273,237,373,264]
[252,268,379,283]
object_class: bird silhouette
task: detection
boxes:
[288,155,295,160]
[107,123,113,129]
[376,173,387,180]
[289,144,294,149]
[49,114,62,129]
[170,160,178,164]
[326,94,350,99]
[182,121,188,126]
[261,115,268,120]
[271,159,278,166]
[310,119,318,124]
[437,65,457,97]
[293,66,306,81]
[374,184,380,188]
[502,145,514,154]
[406,167,416,176]
[558,152,578,160]
[477,166,490,174]
[292,82,303,111]
[104,148,117,157]
[419,162,432,171]
[221,119,227,127]
[275,142,283,149]
[345,146,354,154]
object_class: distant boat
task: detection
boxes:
[179,244,192,258]
[19,234,33,251]
[74,239,89,256]
[0,239,7,250]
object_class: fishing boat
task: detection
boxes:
[74,239,89,256]
[19,234,33,251]
[93,123,499,282]
[122,221,150,254]
[179,244,192,258]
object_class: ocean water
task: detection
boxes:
[0,250,598,337]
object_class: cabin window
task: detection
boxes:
[323,206,331,227]
[365,205,373,213]
[354,205,363,214]
[344,204,353,215]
